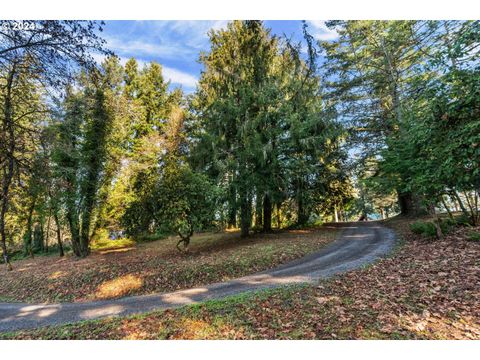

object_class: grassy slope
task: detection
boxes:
[3,216,479,340]
[0,226,337,303]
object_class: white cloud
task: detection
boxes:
[104,36,196,60]
[162,66,198,88]
[93,21,232,90]
[102,21,230,63]
[92,54,198,89]
[91,52,108,64]
[307,20,339,41]
[117,56,197,88]
[149,20,229,49]
[116,56,146,68]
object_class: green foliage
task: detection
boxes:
[410,218,458,238]
[90,229,135,251]
[192,21,351,235]
[156,162,218,241]
[454,214,473,227]
[134,232,169,243]
[320,20,480,219]
[467,232,480,242]
[439,218,456,234]
[2,20,480,262]
[124,159,218,250]
[51,64,115,257]
[410,221,437,238]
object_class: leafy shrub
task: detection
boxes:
[7,250,27,262]
[90,228,135,251]
[136,231,170,243]
[467,232,480,242]
[454,214,473,226]
[410,221,437,237]
[439,218,456,234]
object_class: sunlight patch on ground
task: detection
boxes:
[81,305,125,318]
[98,247,135,255]
[96,274,144,299]
[91,237,136,252]
[180,318,217,338]
[121,327,155,339]
[0,226,337,303]
[48,271,66,280]
[175,317,247,339]
[397,312,480,339]
[289,229,312,234]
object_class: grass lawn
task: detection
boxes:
[2,216,479,340]
[0,226,337,303]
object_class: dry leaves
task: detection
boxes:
[3,217,479,340]
[0,227,336,303]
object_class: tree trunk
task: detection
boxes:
[263,193,272,232]
[176,228,192,253]
[53,212,64,257]
[67,213,81,256]
[79,210,92,257]
[38,214,45,252]
[296,177,309,226]
[398,191,425,216]
[176,237,191,253]
[475,190,479,224]
[0,234,11,270]
[23,197,36,257]
[463,191,477,226]
[227,186,237,229]
[0,63,17,271]
[45,214,51,253]
[297,197,309,226]
[431,205,444,239]
[255,191,263,228]
[441,195,454,219]
[334,204,339,223]
[452,190,470,220]
[33,223,44,252]
[227,208,236,229]
[449,193,459,212]
[240,194,251,238]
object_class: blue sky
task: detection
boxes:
[97,20,338,93]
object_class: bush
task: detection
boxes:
[467,232,480,242]
[410,217,464,238]
[90,228,135,251]
[410,221,437,237]
[454,214,473,226]
[136,231,170,243]
[440,218,456,234]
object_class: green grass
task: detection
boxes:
[0,226,337,303]
[90,237,136,251]
[0,282,420,340]
[410,221,437,237]
[0,285,310,340]
[467,231,480,242]
[5,245,71,262]
[3,216,479,340]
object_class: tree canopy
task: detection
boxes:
[1,20,479,267]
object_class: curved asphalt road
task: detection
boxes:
[0,222,396,332]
